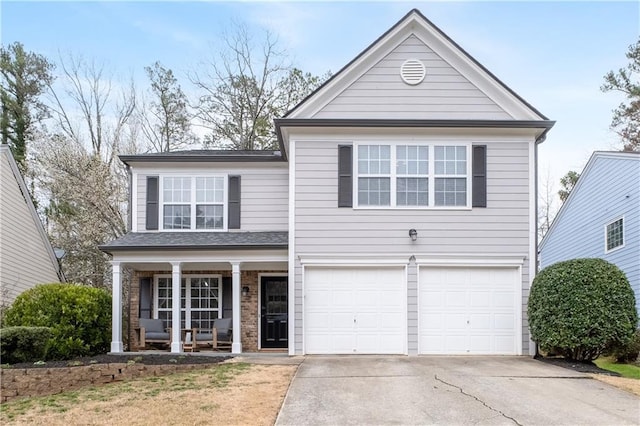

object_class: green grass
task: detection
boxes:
[594,357,640,379]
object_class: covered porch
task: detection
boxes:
[100,232,288,355]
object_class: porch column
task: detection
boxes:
[170,262,182,353]
[231,262,242,354]
[110,262,123,353]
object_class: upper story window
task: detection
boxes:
[605,217,624,252]
[356,144,469,208]
[161,176,225,230]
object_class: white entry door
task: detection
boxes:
[304,267,406,354]
[419,266,519,355]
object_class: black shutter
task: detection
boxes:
[228,175,241,229]
[472,145,487,208]
[338,145,353,208]
[146,176,159,230]
[139,278,152,319]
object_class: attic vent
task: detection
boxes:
[400,59,426,85]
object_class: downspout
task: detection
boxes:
[532,131,547,358]
[126,164,132,349]
[126,164,132,232]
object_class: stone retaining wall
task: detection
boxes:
[1,362,217,403]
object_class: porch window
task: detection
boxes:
[154,275,221,330]
[161,176,226,230]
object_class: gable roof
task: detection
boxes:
[0,145,64,281]
[539,151,640,250]
[284,8,549,122]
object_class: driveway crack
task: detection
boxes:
[434,375,523,426]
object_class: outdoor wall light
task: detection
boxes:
[242,286,250,297]
[409,229,418,241]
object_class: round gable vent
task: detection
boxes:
[400,59,426,85]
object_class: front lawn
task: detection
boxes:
[594,357,640,379]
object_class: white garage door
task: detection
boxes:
[305,267,406,354]
[419,267,519,355]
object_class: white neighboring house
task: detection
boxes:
[0,145,64,306]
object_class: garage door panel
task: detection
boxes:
[305,267,406,354]
[419,267,519,355]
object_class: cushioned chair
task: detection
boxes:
[195,318,232,350]
[136,318,171,348]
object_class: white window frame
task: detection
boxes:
[159,174,228,231]
[353,142,472,209]
[604,216,625,253]
[153,274,223,330]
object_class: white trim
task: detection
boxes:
[288,139,296,355]
[299,254,411,266]
[158,173,229,232]
[110,250,287,264]
[604,216,625,254]
[414,254,525,267]
[528,138,536,355]
[416,263,523,355]
[258,273,289,351]
[131,171,138,232]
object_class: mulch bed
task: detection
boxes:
[535,356,620,376]
[5,354,232,369]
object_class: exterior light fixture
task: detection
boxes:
[409,229,418,241]
[242,286,250,297]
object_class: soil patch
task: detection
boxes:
[535,356,620,376]
[4,354,230,369]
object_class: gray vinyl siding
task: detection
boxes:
[293,134,533,354]
[540,155,640,314]
[134,163,288,232]
[0,151,60,305]
[313,35,513,120]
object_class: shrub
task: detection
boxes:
[528,258,637,361]
[606,329,640,363]
[0,326,53,363]
[3,283,112,360]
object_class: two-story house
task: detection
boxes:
[101,9,554,356]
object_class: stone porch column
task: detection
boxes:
[170,262,182,353]
[110,261,123,353]
[231,262,242,354]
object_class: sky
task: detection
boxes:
[1,1,639,207]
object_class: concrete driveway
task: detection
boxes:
[276,356,639,425]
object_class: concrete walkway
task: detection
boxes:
[276,356,640,425]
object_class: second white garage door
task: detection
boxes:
[419,267,519,355]
[304,267,406,354]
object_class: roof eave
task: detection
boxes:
[98,244,288,254]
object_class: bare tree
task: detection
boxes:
[37,54,137,287]
[190,24,328,150]
[538,169,557,240]
[47,54,136,164]
[138,61,197,152]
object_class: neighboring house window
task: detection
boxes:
[155,275,221,330]
[605,217,624,252]
[356,144,469,208]
[161,176,225,230]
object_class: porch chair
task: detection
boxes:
[136,318,171,349]
[195,318,233,351]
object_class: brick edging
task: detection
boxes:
[1,362,218,403]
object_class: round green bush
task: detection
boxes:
[0,326,53,364]
[529,258,637,361]
[4,283,112,360]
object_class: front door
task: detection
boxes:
[261,276,288,349]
